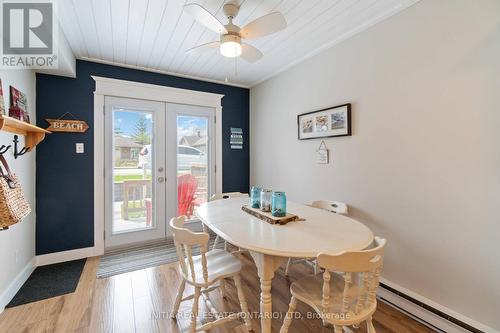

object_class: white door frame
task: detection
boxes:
[104,96,167,249]
[93,76,224,255]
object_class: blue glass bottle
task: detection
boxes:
[272,192,286,217]
[250,186,262,208]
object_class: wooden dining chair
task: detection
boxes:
[210,192,249,201]
[208,192,249,251]
[280,237,386,333]
[170,216,252,333]
[284,200,349,276]
[311,200,348,215]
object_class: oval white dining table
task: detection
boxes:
[196,197,374,333]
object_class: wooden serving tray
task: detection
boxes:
[241,205,300,225]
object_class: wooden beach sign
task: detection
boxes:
[45,118,89,133]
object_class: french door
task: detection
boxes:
[166,103,215,224]
[104,96,215,249]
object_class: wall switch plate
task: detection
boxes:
[76,143,84,154]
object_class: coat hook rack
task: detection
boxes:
[13,135,30,159]
[0,145,11,155]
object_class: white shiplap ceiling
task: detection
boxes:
[57,0,419,87]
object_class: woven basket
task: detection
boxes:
[0,156,31,230]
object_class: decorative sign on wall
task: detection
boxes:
[9,85,30,123]
[230,127,243,149]
[316,140,329,164]
[45,112,89,133]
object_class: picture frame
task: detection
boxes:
[9,85,29,123]
[297,103,351,140]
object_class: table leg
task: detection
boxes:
[249,251,285,333]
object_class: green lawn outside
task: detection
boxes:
[114,174,152,183]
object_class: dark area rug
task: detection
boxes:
[6,258,86,308]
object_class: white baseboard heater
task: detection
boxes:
[378,283,491,333]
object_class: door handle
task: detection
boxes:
[157,177,164,183]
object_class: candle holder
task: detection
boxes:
[272,191,286,217]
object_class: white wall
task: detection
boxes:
[250,0,500,331]
[0,70,36,311]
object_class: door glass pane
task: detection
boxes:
[177,115,209,221]
[113,109,154,233]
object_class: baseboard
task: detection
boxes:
[36,246,97,266]
[0,257,36,314]
[378,278,499,333]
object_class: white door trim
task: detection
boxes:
[93,76,224,255]
[104,97,167,249]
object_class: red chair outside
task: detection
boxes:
[146,174,198,225]
[178,174,198,217]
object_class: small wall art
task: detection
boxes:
[230,127,243,149]
[297,103,351,140]
[45,112,89,133]
[316,140,329,164]
[9,85,29,123]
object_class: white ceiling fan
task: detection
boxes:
[184,2,287,62]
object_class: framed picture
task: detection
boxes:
[10,86,27,112]
[9,85,29,123]
[297,103,351,140]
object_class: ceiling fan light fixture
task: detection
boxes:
[220,35,242,58]
[185,3,287,62]
[220,41,241,58]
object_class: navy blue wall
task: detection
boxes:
[36,60,249,255]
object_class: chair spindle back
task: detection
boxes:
[317,237,386,316]
[170,216,210,283]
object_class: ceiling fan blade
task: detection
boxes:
[184,3,228,34]
[240,12,287,40]
[186,41,221,55]
[240,43,263,63]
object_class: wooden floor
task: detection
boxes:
[0,253,435,333]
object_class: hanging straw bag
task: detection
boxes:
[0,155,31,230]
